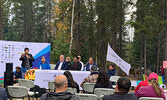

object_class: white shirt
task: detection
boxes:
[89,64,93,70]
[58,61,63,70]
[80,61,84,71]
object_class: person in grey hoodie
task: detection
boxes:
[40,75,79,100]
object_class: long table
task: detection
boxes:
[34,70,90,90]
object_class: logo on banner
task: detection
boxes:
[53,74,57,77]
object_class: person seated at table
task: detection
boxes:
[84,57,97,71]
[135,73,166,100]
[0,87,7,100]
[55,55,68,70]
[63,71,79,93]
[14,66,22,83]
[25,69,35,80]
[66,57,72,69]
[135,70,152,92]
[69,56,82,71]
[80,66,98,88]
[78,56,84,71]
[102,77,138,100]
[107,64,116,78]
[38,56,51,70]
[94,70,113,89]
[40,75,79,100]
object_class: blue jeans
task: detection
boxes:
[22,67,27,78]
[161,75,164,84]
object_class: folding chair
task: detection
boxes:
[50,64,56,70]
[67,87,77,94]
[83,83,96,93]
[94,88,115,97]
[139,97,164,100]
[8,86,30,100]
[75,93,98,100]
[18,79,37,99]
[18,79,34,89]
[109,76,120,88]
[48,81,55,92]
[109,76,120,83]
[98,95,104,100]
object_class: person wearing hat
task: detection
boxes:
[135,73,166,100]
[69,56,82,71]
[135,70,152,92]
[80,66,98,88]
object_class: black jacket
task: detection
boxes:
[70,61,82,71]
[40,92,79,100]
[102,92,138,100]
[19,53,35,68]
[94,82,113,89]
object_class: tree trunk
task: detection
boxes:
[164,0,167,84]
[69,0,75,54]
[139,35,143,80]
[112,0,117,51]
[164,29,167,84]
[157,39,160,74]
[144,36,147,73]
[0,1,3,40]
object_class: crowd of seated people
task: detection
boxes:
[40,68,165,100]
[40,75,79,100]
[1,54,166,100]
[135,73,166,100]
[38,54,98,71]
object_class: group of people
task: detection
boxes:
[135,71,166,99]
[14,48,117,84]
[53,55,98,71]
[19,47,98,71]
[40,69,166,100]
[1,47,165,100]
[40,69,136,100]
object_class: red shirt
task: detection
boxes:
[135,80,148,93]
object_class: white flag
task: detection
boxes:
[106,44,131,75]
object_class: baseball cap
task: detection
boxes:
[90,66,98,72]
[148,73,158,81]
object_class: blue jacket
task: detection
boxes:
[38,61,51,70]
[107,69,116,78]
[14,71,22,79]
[55,61,69,70]
[85,62,98,71]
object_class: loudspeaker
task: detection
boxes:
[6,63,13,72]
[4,71,13,88]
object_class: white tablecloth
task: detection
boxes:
[34,70,90,90]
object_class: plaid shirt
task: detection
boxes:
[80,73,98,88]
